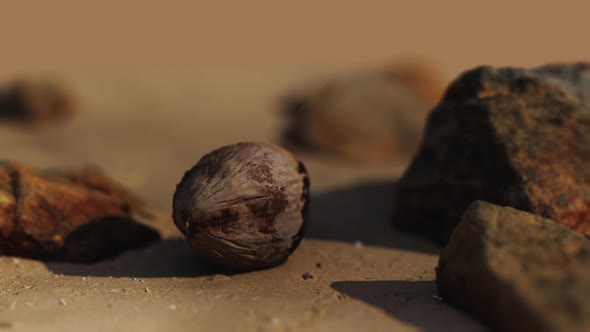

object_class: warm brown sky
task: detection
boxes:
[0,1,587,77]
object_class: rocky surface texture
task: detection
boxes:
[533,62,590,100]
[0,162,160,263]
[437,201,590,332]
[281,60,446,161]
[393,63,590,245]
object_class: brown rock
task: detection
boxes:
[533,62,590,100]
[0,162,159,263]
[393,63,590,245]
[437,201,590,332]
[0,79,77,123]
[281,60,446,161]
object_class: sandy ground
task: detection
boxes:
[0,71,484,331]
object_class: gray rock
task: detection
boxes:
[437,201,590,332]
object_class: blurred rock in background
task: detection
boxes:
[279,59,447,161]
[0,78,77,124]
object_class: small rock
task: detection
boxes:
[301,272,315,280]
[280,60,446,161]
[315,262,322,268]
[394,63,590,245]
[58,298,67,306]
[353,241,364,249]
[0,162,160,262]
[437,201,590,331]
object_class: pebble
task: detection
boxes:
[302,272,316,280]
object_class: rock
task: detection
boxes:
[301,272,315,280]
[281,60,446,161]
[437,201,590,332]
[393,63,590,245]
[0,79,77,123]
[533,62,590,100]
[0,162,160,263]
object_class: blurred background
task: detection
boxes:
[0,1,586,210]
[0,1,586,77]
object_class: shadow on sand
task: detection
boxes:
[332,280,482,332]
[307,180,439,254]
[47,179,438,278]
[46,238,219,278]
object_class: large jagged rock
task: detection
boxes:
[0,162,160,263]
[281,60,446,161]
[393,62,590,245]
[437,201,590,332]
